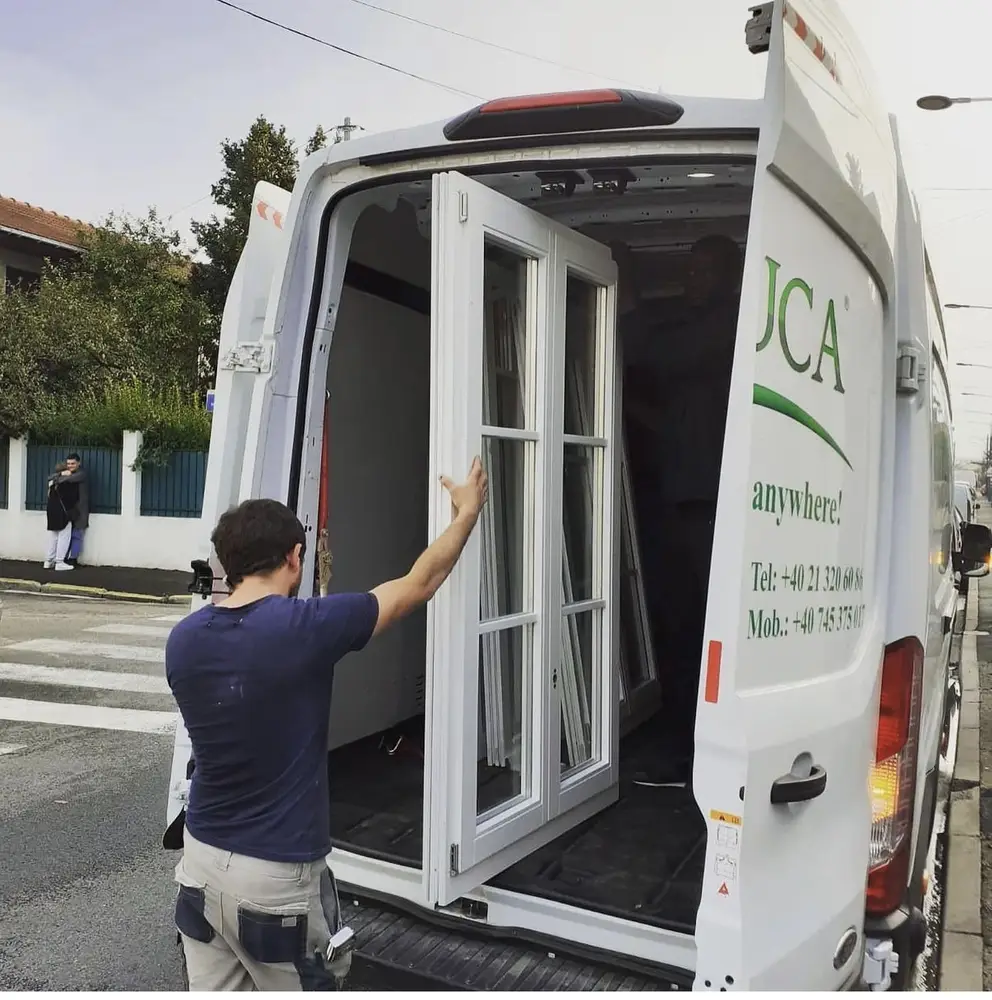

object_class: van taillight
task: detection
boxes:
[867,637,923,916]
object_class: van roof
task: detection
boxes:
[312,93,764,170]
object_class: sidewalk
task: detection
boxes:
[939,505,991,991]
[0,558,192,604]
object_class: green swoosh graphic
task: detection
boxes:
[753,383,852,470]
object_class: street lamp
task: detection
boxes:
[946,303,992,311]
[917,95,992,111]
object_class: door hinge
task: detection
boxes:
[219,342,273,374]
[449,843,460,876]
[746,2,773,54]
[458,191,469,223]
[895,343,923,394]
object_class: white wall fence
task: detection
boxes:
[1,433,203,572]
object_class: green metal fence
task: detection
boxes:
[0,437,8,509]
[140,450,207,518]
[25,444,122,515]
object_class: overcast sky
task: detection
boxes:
[4,0,992,458]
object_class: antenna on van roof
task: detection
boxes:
[334,116,364,143]
[746,2,773,54]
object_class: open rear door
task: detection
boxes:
[692,1,898,989]
[427,170,620,904]
[164,180,291,842]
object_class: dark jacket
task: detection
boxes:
[45,475,77,532]
[59,466,89,528]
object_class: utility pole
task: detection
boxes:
[333,116,363,143]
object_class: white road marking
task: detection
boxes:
[0,743,26,755]
[0,662,170,695]
[152,614,185,623]
[5,639,165,664]
[86,623,173,639]
[0,698,177,734]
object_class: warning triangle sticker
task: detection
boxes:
[718,882,730,896]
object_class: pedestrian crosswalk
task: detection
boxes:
[0,596,188,741]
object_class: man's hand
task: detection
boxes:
[440,457,488,522]
[370,458,489,637]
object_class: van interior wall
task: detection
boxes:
[325,202,431,754]
[323,200,436,866]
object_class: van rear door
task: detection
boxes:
[691,0,897,989]
[164,180,291,838]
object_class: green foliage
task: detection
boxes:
[305,124,329,157]
[0,209,211,439]
[190,117,331,370]
[29,382,210,467]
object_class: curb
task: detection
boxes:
[0,576,189,606]
[940,587,984,992]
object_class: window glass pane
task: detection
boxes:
[564,275,600,436]
[477,625,532,816]
[484,241,530,430]
[480,436,532,619]
[619,488,652,690]
[562,444,600,603]
[559,609,598,775]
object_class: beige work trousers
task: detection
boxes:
[174,831,350,991]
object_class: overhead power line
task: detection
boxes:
[211,0,483,100]
[342,0,630,85]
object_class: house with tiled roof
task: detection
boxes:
[0,195,92,293]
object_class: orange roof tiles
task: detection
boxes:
[0,195,92,249]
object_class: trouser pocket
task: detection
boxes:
[175,885,215,944]
[237,901,309,965]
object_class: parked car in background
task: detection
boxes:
[955,480,975,528]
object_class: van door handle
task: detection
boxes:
[770,765,827,805]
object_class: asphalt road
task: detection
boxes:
[0,591,185,991]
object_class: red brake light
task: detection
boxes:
[866,637,923,917]
[443,89,684,142]
[479,90,623,114]
[875,641,916,761]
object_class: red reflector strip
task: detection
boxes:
[480,89,623,114]
[783,0,840,83]
[704,640,722,704]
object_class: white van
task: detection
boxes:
[164,0,992,989]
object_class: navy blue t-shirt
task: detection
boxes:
[166,592,379,862]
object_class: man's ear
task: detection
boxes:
[289,543,303,569]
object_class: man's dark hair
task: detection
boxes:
[210,499,307,588]
[66,452,81,462]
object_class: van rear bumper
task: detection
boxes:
[339,891,690,991]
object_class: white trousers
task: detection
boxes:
[46,523,71,564]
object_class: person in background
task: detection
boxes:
[61,452,89,566]
[44,462,76,571]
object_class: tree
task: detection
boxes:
[0,210,212,438]
[190,118,331,375]
[305,124,329,157]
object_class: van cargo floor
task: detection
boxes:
[328,718,705,933]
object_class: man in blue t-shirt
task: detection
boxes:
[166,458,488,991]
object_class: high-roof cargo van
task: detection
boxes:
[164,0,992,989]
